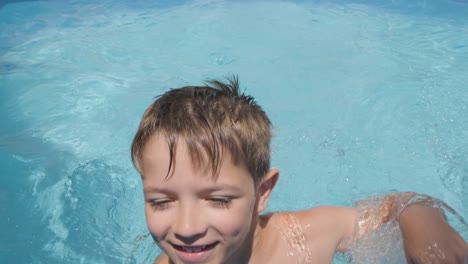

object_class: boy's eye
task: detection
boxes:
[208,197,232,209]
[149,199,172,210]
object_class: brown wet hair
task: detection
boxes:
[131,76,272,184]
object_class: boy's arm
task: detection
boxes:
[342,192,468,263]
[399,202,468,263]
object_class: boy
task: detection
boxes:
[131,76,468,263]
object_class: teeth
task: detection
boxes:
[181,245,207,253]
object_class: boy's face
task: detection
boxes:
[141,134,260,264]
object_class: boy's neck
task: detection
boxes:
[224,215,267,264]
[247,214,274,263]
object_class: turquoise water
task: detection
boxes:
[1,0,467,263]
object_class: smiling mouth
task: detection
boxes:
[172,242,218,253]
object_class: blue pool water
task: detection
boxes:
[1,0,467,263]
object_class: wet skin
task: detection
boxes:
[141,134,277,264]
[141,134,468,264]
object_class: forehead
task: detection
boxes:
[140,134,255,188]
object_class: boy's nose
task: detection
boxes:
[172,205,206,243]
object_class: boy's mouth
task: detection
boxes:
[171,242,219,263]
[172,242,218,253]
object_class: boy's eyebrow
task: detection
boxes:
[143,184,244,194]
[143,186,174,195]
[202,184,244,193]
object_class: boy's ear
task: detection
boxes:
[256,168,279,213]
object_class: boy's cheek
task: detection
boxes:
[213,205,256,235]
[144,210,166,239]
[146,219,171,245]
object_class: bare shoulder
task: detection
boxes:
[298,206,359,222]
[271,206,358,228]
[290,206,360,251]
[154,253,170,264]
[259,207,359,262]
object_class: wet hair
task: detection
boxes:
[131,76,272,184]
